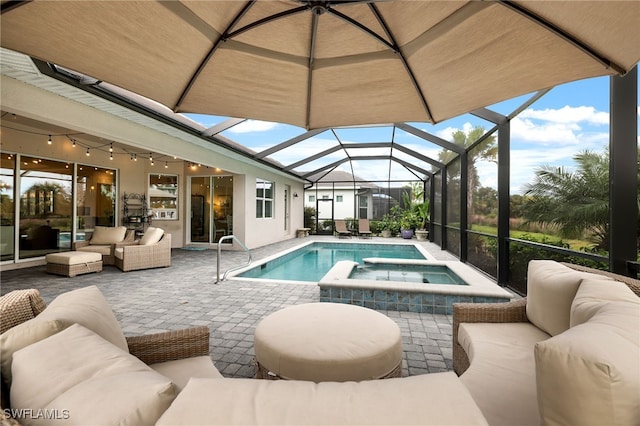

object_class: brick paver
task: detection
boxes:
[1,236,461,378]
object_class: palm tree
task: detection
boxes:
[522,150,639,250]
[437,126,497,216]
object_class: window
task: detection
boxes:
[336,195,343,202]
[322,195,329,199]
[256,178,273,218]
[149,174,178,220]
[309,195,315,202]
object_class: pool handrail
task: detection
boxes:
[216,235,252,283]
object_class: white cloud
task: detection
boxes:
[227,120,280,133]
[435,122,474,140]
[518,105,608,125]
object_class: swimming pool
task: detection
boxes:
[236,241,430,282]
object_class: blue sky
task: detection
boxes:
[185,73,640,194]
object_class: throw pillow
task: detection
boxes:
[525,260,612,336]
[34,285,128,352]
[571,278,638,327]
[0,319,64,387]
[139,227,164,246]
[535,301,640,426]
[10,324,177,426]
[89,226,127,245]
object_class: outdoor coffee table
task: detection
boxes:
[254,302,403,382]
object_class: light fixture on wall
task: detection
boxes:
[293,192,298,198]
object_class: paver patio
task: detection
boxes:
[1,236,476,379]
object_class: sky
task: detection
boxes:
[185,74,640,195]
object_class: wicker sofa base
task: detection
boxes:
[46,260,103,277]
[255,360,402,381]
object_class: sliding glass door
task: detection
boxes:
[189,175,233,244]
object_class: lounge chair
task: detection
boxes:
[334,220,352,238]
[358,219,372,238]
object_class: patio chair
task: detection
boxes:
[358,219,372,238]
[114,229,171,272]
[334,220,352,238]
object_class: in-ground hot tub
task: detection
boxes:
[319,258,514,314]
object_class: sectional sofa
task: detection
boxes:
[0,260,638,425]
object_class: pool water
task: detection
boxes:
[350,264,468,285]
[238,242,426,282]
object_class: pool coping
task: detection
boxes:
[319,259,514,299]
[226,239,435,284]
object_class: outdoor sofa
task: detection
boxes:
[72,225,134,265]
[0,259,638,425]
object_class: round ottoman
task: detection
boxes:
[254,303,403,382]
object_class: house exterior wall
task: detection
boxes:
[1,74,305,268]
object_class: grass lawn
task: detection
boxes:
[470,224,596,251]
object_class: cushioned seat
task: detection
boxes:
[254,303,402,382]
[156,373,489,426]
[45,251,102,277]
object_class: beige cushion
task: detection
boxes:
[11,324,177,426]
[459,322,550,426]
[77,245,112,256]
[571,278,639,327]
[150,356,223,391]
[254,303,402,381]
[157,373,489,425]
[139,227,164,246]
[45,251,102,265]
[34,286,128,352]
[535,301,640,426]
[89,226,127,245]
[526,260,613,336]
[0,319,64,387]
[114,247,124,260]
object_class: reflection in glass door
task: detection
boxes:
[189,176,233,244]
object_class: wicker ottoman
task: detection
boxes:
[254,303,403,382]
[45,251,103,277]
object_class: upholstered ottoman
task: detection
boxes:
[45,251,103,277]
[254,303,403,382]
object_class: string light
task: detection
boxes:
[86,148,90,156]
[110,151,113,160]
[72,139,76,148]
[165,162,168,169]
[109,143,113,152]
[149,153,153,162]
[47,135,52,145]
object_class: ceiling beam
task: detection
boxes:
[201,118,247,137]
[395,122,464,154]
[255,127,327,159]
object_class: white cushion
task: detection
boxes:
[157,373,489,426]
[89,226,127,245]
[77,245,112,256]
[571,278,639,327]
[114,247,124,260]
[0,319,64,387]
[45,251,102,265]
[526,260,612,336]
[254,303,402,381]
[139,227,164,246]
[150,356,223,391]
[535,301,640,426]
[34,286,128,352]
[11,324,177,426]
[459,322,550,426]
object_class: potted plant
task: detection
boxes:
[414,200,430,241]
[379,208,401,237]
[399,209,419,239]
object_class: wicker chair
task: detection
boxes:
[0,288,209,415]
[73,227,135,265]
[114,233,171,272]
[452,263,640,376]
